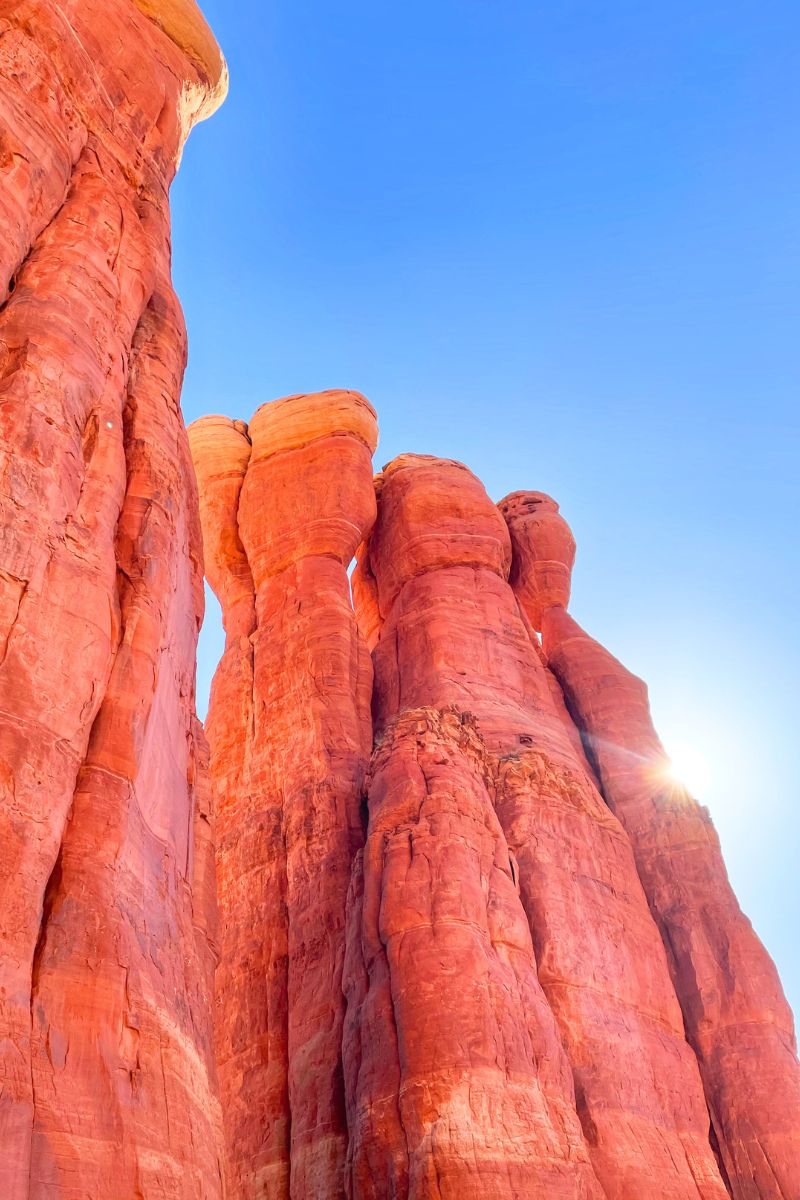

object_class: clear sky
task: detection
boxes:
[173,1,799,1017]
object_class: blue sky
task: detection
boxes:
[173,1,799,1016]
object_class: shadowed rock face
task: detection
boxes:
[502,490,800,1200]
[0,2,225,1196]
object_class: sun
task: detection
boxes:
[663,741,711,797]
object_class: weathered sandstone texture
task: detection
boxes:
[0,1,226,1196]
[356,457,728,1200]
[501,493,800,1200]
[13,2,797,1198]
[195,416,799,1197]
[189,391,378,1199]
[343,706,604,1200]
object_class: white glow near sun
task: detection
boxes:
[663,741,711,797]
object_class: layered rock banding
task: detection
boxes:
[499,497,800,1200]
[0,1,226,1196]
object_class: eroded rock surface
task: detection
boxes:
[504,489,800,1200]
[357,457,728,1200]
[543,612,800,1200]
[189,391,378,1199]
[195,433,800,1199]
[11,6,796,1198]
[0,2,226,1196]
[343,706,604,1200]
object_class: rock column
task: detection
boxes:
[356,456,729,1200]
[190,391,378,1199]
[502,489,800,1200]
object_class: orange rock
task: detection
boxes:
[188,414,261,1195]
[188,415,255,641]
[351,538,381,652]
[190,390,378,1199]
[0,3,225,1196]
[363,455,729,1200]
[11,7,795,1198]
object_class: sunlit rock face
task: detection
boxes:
[358,457,729,1200]
[0,2,226,1196]
[540,611,800,1200]
[497,490,575,631]
[195,398,798,1199]
[9,3,796,1196]
[189,391,379,1200]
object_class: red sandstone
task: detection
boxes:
[360,456,729,1200]
[190,391,378,1199]
[504,490,800,1200]
[3,4,799,1199]
[0,1,226,1196]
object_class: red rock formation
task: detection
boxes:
[503,489,800,1200]
[343,707,604,1199]
[191,427,799,1199]
[190,391,378,1199]
[500,491,575,629]
[187,415,261,1192]
[13,5,797,1200]
[356,456,729,1200]
[0,2,226,1196]
[545,613,800,1200]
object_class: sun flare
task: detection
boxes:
[663,742,711,797]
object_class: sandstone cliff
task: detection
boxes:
[0,2,226,1196]
[359,456,728,1200]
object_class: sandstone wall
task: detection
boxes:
[0,2,226,1195]
[9,6,796,1199]
[503,489,800,1200]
